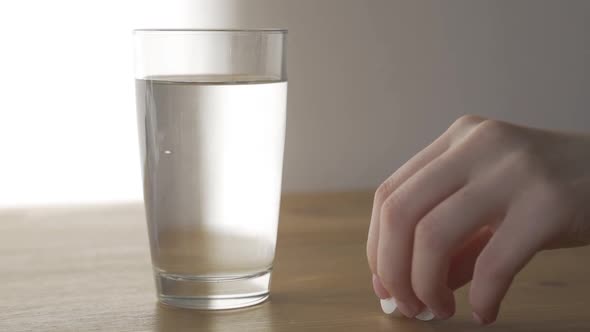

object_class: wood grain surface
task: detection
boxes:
[1,192,589,331]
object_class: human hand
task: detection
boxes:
[366,115,590,325]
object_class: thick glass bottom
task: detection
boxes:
[154,269,271,310]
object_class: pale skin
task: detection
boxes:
[366,115,590,325]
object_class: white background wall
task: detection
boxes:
[0,0,236,206]
[0,0,589,206]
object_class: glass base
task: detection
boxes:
[155,269,271,310]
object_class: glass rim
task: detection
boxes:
[133,28,287,34]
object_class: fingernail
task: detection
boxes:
[472,312,488,325]
[415,308,435,321]
[380,297,397,315]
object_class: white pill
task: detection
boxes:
[380,297,435,321]
[380,297,397,315]
[415,308,435,321]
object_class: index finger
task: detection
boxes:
[367,136,448,273]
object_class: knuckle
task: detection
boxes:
[374,181,394,205]
[472,119,515,143]
[380,193,408,226]
[447,115,486,144]
[473,119,527,149]
[452,114,486,130]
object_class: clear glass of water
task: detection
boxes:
[133,29,287,310]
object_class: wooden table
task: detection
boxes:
[1,192,589,331]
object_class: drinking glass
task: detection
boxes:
[134,29,287,310]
